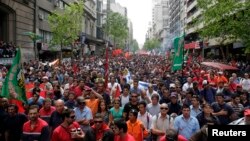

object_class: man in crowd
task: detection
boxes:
[4,104,28,141]
[151,103,174,141]
[127,109,148,141]
[21,105,50,141]
[49,99,65,131]
[174,104,200,139]
[74,96,92,132]
[39,98,55,123]
[114,118,135,141]
[84,113,114,141]
[51,108,84,141]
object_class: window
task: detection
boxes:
[39,30,52,43]
[38,8,50,21]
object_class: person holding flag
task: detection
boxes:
[0,47,27,113]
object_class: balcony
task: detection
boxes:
[186,9,201,24]
[186,0,197,12]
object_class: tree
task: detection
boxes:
[130,39,139,53]
[48,0,84,59]
[143,38,161,51]
[103,12,128,48]
[196,0,250,59]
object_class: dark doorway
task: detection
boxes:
[0,10,8,41]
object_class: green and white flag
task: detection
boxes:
[1,48,27,103]
[172,35,184,71]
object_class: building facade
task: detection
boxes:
[169,0,182,37]
[0,0,102,61]
[0,0,36,61]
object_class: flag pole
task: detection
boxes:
[181,32,185,85]
[104,42,109,89]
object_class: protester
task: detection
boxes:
[51,108,84,141]
[21,105,50,141]
[114,118,135,141]
[84,113,114,141]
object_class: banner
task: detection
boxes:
[172,35,184,71]
[1,48,27,104]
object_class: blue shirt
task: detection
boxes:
[74,106,93,120]
[190,105,202,117]
[174,115,200,139]
[74,106,93,132]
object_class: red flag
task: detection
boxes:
[104,46,109,89]
[115,85,121,98]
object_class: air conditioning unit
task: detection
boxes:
[38,14,44,20]
[54,0,59,7]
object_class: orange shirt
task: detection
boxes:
[216,75,228,84]
[86,99,99,116]
[127,120,148,141]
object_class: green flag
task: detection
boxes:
[1,48,27,103]
[172,35,184,71]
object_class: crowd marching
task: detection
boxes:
[0,51,250,141]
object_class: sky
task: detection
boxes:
[116,0,152,46]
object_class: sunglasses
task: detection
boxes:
[78,102,85,105]
[94,120,103,123]
[160,107,168,110]
[69,115,75,119]
[131,96,137,97]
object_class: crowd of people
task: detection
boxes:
[0,52,250,141]
[0,41,16,58]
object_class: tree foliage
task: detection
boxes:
[48,0,84,49]
[130,39,139,53]
[103,12,128,48]
[143,38,161,51]
[196,0,250,53]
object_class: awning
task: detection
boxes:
[201,62,239,70]
[184,41,200,49]
[84,34,105,45]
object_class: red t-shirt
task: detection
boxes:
[114,133,136,141]
[74,86,83,97]
[159,135,187,141]
[39,106,56,116]
[51,122,80,141]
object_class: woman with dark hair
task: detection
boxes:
[109,97,124,122]
[97,100,109,124]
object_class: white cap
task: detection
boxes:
[202,80,208,85]
[170,83,176,88]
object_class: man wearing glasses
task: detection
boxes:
[74,96,93,132]
[151,103,174,141]
[123,93,139,120]
[51,108,84,141]
[84,113,114,141]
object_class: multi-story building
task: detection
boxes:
[169,0,182,37]
[151,0,170,49]
[127,19,133,50]
[0,0,101,61]
[0,0,36,61]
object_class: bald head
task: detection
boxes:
[55,99,64,113]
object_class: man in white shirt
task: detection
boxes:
[182,77,193,92]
